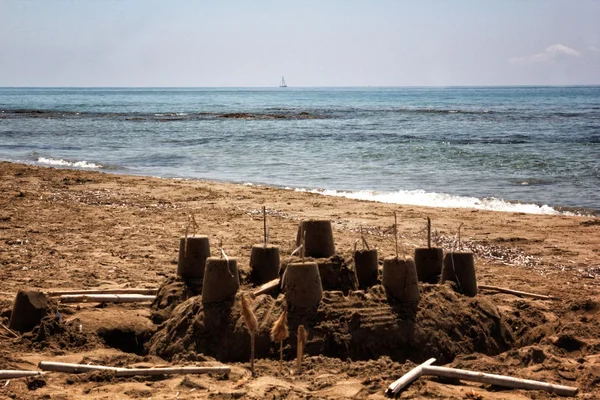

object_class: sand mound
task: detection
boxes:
[151,276,202,324]
[149,284,514,364]
[21,315,99,352]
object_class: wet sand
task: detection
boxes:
[0,161,599,399]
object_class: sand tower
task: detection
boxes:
[441,252,477,297]
[296,220,335,258]
[201,257,240,303]
[9,290,51,333]
[354,249,379,289]
[177,235,211,280]
[249,207,280,284]
[382,257,420,303]
[381,212,420,303]
[414,218,444,283]
[284,261,324,309]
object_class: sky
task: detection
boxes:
[1,0,599,87]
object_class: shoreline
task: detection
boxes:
[5,159,596,217]
[1,160,599,284]
[1,160,599,399]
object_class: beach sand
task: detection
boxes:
[0,161,599,399]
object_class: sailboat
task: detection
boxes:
[280,76,287,88]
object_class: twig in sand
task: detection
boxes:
[38,362,230,376]
[361,228,370,250]
[0,322,19,338]
[478,285,559,300]
[394,212,399,259]
[296,325,307,374]
[456,223,464,251]
[0,370,43,379]
[190,214,198,237]
[301,229,306,263]
[270,308,289,373]
[427,217,431,249]
[240,295,258,377]
[184,214,199,256]
[263,206,268,248]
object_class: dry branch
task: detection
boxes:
[270,309,289,373]
[421,365,578,397]
[0,370,44,379]
[296,325,307,374]
[253,278,280,296]
[427,217,431,249]
[59,294,156,303]
[38,362,230,376]
[263,206,268,248]
[47,288,158,297]
[478,285,559,300]
[385,358,436,396]
[0,322,19,338]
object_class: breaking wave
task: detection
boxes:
[36,157,103,169]
[296,188,571,215]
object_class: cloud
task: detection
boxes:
[509,44,581,64]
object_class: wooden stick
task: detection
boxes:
[301,229,306,263]
[394,212,398,259]
[0,370,44,379]
[38,362,230,376]
[59,294,156,303]
[270,309,289,374]
[427,217,431,249]
[478,285,559,300]
[250,334,255,376]
[253,278,280,296]
[47,288,158,297]
[421,365,578,397]
[263,206,267,248]
[386,358,436,396]
[296,325,307,374]
[0,322,19,338]
[361,228,370,250]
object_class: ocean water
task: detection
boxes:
[1,87,599,215]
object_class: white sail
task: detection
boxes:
[280,76,287,87]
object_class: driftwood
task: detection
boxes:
[253,278,280,296]
[385,358,436,395]
[0,370,44,379]
[0,322,19,338]
[478,284,559,300]
[38,362,230,376]
[421,365,578,397]
[48,288,158,297]
[59,294,156,303]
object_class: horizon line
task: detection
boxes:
[2,84,600,89]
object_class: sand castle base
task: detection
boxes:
[414,247,443,284]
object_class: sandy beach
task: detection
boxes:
[1,161,599,399]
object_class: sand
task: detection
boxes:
[0,161,599,399]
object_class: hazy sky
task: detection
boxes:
[1,0,599,87]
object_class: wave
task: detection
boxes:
[36,157,103,169]
[296,188,571,215]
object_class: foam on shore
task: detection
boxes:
[36,157,103,169]
[296,188,571,215]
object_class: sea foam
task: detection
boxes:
[36,157,103,169]
[296,188,568,215]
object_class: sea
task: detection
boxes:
[1,87,599,215]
